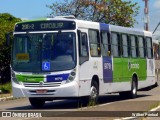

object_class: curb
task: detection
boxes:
[0,96,14,102]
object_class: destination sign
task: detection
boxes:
[15,21,76,32]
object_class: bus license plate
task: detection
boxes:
[36,90,47,94]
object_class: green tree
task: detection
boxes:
[0,13,21,84]
[47,0,139,27]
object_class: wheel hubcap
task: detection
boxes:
[90,86,97,99]
[132,82,136,95]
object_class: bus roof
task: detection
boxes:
[143,31,152,37]
[109,24,144,36]
[17,18,48,24]
[16,16,153,37]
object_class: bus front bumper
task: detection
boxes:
[12,81,79,98]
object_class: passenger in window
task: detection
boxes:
[107,51,111,56]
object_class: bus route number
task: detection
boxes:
[104,63,112,70]
[22,24,34,30]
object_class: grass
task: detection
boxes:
[0,82,12,94]
[87,100,96,108]
[148,102,160,111]
[139,102,160,120]
[77,98,97,110]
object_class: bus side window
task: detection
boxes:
[100,31,110,56]
[122,34,129,57]
[111,32,120,57]
[130,35,137,58]
[138,36,145,58]
[146,37,153,59]
[81,33,88,56]
[78,30,89,65]
[89,29,101,57]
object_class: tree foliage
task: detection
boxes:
[47,0,139,27]
[0,13,21,84]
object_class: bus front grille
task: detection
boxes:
[23,82,62,87]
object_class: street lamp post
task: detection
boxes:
[143,0,149,31]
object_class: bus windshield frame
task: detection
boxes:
[12,31,77,72]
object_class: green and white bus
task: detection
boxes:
[6,16,156,107]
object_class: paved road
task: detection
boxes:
[0,85,159,120]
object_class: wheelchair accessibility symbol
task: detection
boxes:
[42,62,50,71]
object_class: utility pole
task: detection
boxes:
[143,0,149,31]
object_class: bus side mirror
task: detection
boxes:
[5,32,13,46]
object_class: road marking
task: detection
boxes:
[150,104,160,111]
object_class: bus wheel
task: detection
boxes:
[29,98,45,108]
[89,81,99,104]
[130,77,137,99]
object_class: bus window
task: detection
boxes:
[78,30,89,65]
[146,37,153,59]
[122,34,129,57]
[89,29,101,57]
[81,33,88,57]
[130,35,137,58]
[100,31,110,56]
[111,33,120,57]
[138,36,145,58]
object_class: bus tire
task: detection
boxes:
[89,80,99,104]
[29,98,45,108]
[130,77,137,99]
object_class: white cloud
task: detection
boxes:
[153,0,160,9]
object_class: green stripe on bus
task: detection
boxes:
[16,74,44,82]
[113,58,147,82]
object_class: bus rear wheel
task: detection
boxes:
[119,77,137,99]
[29,98,45,108]
[130,77,137,99]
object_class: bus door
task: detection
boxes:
[77,28,91,96]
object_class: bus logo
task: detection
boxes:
[128,60,139,71]
[39,81,44,86]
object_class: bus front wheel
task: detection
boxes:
[89,81,99,104]
[29,98,45,108]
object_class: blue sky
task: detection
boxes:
[0,0,160,32]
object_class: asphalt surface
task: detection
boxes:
[0,85,159,120]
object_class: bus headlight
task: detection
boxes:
[66,69,76,83]
[11,71,19,84]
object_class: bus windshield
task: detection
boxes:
[12,32,76,72]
